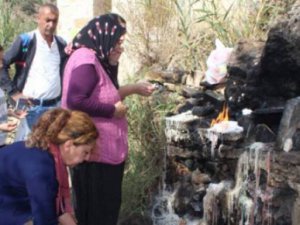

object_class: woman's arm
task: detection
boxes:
[26,160,59,225]
[67,64,127,118]
[118,81,155,100]
[66,64,115,118]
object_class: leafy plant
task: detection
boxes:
[0,0,18,48]
[173,0,205,72]
[120,89,177,218]
[0,0,41,48]
[116,0,180,70]
[194,0,296,46]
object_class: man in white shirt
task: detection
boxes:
[1,3,67,129]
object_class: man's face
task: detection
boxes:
[37,8,59,39]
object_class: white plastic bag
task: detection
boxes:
[204,39,233,84]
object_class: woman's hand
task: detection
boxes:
[134,81,155,97]
[58,212,77,225]
[113,101,128,118]
[118,81,155,99]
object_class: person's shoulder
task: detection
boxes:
[19,31,35,46]
[54,35,67,46]
[75,47,96,57]
[0,142,53,171]
[12,142,55,174]
[5,141,52,161]
[70,48,97,63]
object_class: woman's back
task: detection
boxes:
[0,141,58,225]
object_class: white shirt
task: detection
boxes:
[22,30,61,99]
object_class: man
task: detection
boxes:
[1,3,67,129]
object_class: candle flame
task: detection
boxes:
[211,104,229,127]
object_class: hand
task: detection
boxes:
[11,92,27,102]
[64,43,74,55]
[113,101,127,118]
[135,81,155,97]
[8,108,27,119]
[14,109,28,119]
[58,212,77,225]
[0,121,18,132]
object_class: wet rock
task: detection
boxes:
[225,40,265,112]
[175,102,194,113]
[191,105,215,117]
[186,97,206,106]
[181,86,204,98]
[191,169,211,189]
[260,1,300,99]
[174,182,194,216]
[118,214,152,225]
[277,97,300,151]
[254,124,277,143]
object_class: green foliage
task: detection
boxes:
[193,0,292,45]
[0,0,17,48]
[120,90,177,218]
[0,0,39,48]
[172,0,296,72]
[173,0,204,71]
[117,0,295,73]
[117,0,179,69]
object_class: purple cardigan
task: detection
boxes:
[66,64,118,118]
[62,48,128,164]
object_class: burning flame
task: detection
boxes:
[211,104,229,127]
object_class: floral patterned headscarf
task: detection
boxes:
[72,13,126,62]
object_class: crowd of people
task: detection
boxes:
[0,3,155,225]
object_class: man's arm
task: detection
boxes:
[1,36,23,95]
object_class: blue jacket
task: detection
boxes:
[0,31,67,96]
[0,141,58,225]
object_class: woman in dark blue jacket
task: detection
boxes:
[0,108,98,225]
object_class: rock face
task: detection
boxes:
[277,97,300,151]
[225,1,300,115]
[260,1,300,99]
[163,102,300,225]
[158,1,300,225]
[226,40,265,112]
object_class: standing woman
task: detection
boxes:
[61,13,154,225]
[0,108,98,225]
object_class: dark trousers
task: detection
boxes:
[72,161,125,225]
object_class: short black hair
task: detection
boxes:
[0,45,3,51]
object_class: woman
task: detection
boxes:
[0,108,98,225]
[61,13,154,225]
